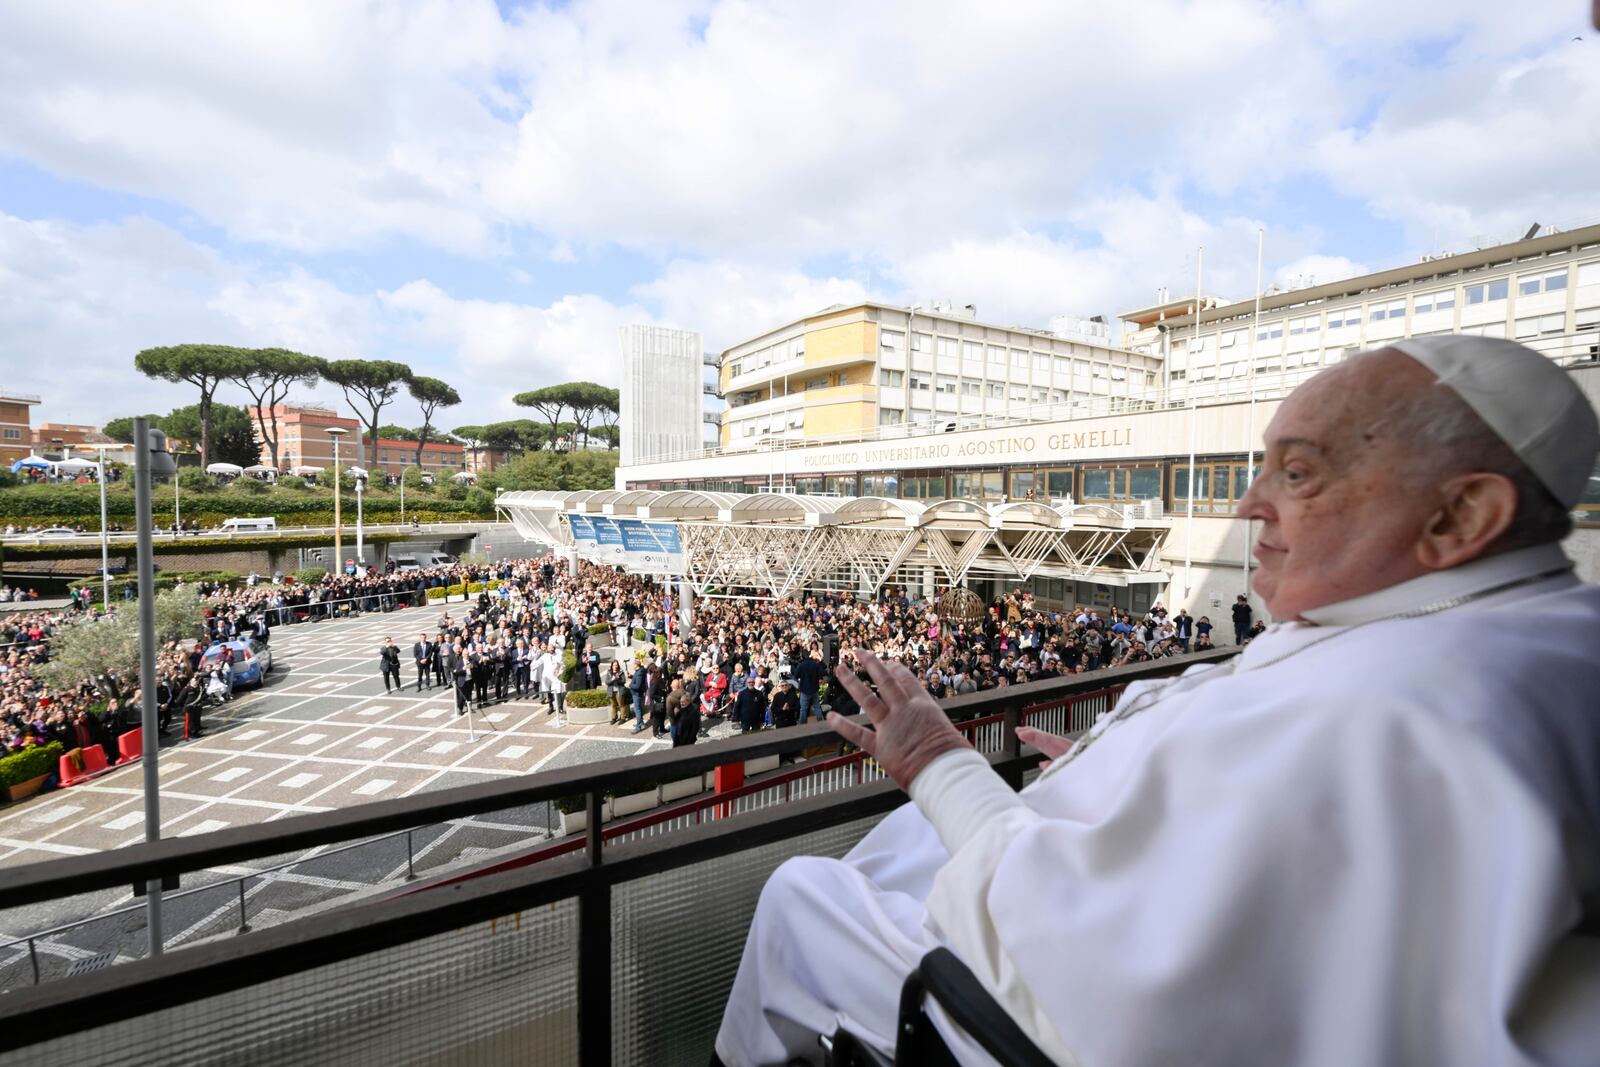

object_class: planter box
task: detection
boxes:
[609,790,658,819]
[558,805,613,836]
[659,776,702,804]
[743,754,780,777]
[4,774,48,803]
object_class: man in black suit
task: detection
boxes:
[471,649,490,706]
[770,678,801,728]
[432,632,447,687]
[453,657,471,716]
[413,633,433,691]
[379,638,402,693]
[735,677,768,734]
[493,641,511,702]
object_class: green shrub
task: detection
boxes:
[632,627,647,643]
[562,650,578,684]
[0,742,64,788]
[587,622,610,635]
[294,567,329,585]
[234,477,268,494]
[445,583,466,597]
[565,687,610,708]
[277,475,307,491]
[554,794,587,815]
[425,587,446,601]
[465,581,485,594]
[485,579,500,591]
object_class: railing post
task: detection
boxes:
[1000,700,1025,790]
[405,830,416,880]
[577,790,611,1067]
[27,939,39,985]
[236,879,250,934]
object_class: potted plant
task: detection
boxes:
[609,779,659,819]
[659,774,703,803]
[1,742,63,803]
[554,793,610,836]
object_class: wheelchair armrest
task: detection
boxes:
[898,947,1057,1067]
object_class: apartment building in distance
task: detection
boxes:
[1128,222,1600,401]
[0,391,41,465]
[718,301,1165,451]
[34,422,117,455]
[250,404,466,478]
[619,224,1600,618]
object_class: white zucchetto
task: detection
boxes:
[1389,335,1599,508]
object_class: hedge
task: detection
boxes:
[562,650,579,685]
[566,687,609,708]
[445,583,465,597]
[425,587,446,601]
[3,531,414,562]
[632,627,648,643]
[587,622,610,635]
[70,569,244,598]
[0,483,494,525]
[293,567,328,585]
[466,581,485,594]
[0,742,64,789]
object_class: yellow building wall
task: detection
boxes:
[804,322,877,366]
[803,395,876,437]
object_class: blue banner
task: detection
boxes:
[615,518,686,574]
[567,512,597,549]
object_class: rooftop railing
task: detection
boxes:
[0,651,1232,1067]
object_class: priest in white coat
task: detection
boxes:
[714,336,1600,1066]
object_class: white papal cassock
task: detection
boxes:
[715,542,1600,1066]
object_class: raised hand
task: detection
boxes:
[1014,725,1074,771]
[825,650,969,791]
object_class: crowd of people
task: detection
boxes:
[3,549,1247,793]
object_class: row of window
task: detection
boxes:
[643,456,1600,524]
[1223,261,1598,346]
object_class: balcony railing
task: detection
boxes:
[0,652,1231,1067]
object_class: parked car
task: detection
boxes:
[202,638,273,687]
[35,527,79,539]
[217,517,277,532]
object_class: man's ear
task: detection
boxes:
[1415,472,1518,570]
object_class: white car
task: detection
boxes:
[34,527,79,539]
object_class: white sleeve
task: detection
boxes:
[914,700,1583,1067]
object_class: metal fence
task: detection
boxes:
[0,653,1227,1066]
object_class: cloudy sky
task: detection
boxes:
[1,0,1596,432]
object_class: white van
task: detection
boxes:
[218,517,278,533]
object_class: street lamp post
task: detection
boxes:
[354,469,365,567]
[133,419,177,957]
[327,428,347,573]
[94,446,111,611]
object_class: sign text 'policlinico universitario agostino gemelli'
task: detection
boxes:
[800,426,1136,470]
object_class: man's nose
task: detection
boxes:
[1236,476,1270,523]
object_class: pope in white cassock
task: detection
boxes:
[713,336,1600,1066]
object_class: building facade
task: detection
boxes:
[250,405,466,478]
[1127,222,1600,402]
[0,391,41,466]
[719,302,1165,450]
[620,324,705,466]
[618,228,1600,621]
[34,422,116,455]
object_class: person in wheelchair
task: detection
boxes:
[714,338,1600,1066]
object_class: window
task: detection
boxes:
[1577,459,1600,526]
[879,369,904,387]
[1465,278,1510,304]
[1329,306,1361,328]
[1079,465,1162,503]
[962,340,984,367]
[806,376,829,390]
[936,337,958,357]
[1289,314,1321,335]
[987,383,1004,399]
[1577,307,1600,331]
[728,360,743,377]
[935,376,958,395]
[878,408,903,426]
[861,472,900,497]
[1519,269,1569,296]
[1413,288,1455,314]
[987,345,1006,365]
[951,470,1004,500]
[881,329,904,350]
[1033,352,1051,371]
[1008,385,1028,402]
[1257,320,1286,340]
[1032,387,1049,402]
[2,428,19,441]
[1092,365,1108,379]
[901,472,946,500]
[911,332,931,352]
[1054,356,1070,376]
[1169,461,1255,514]
[1009,469,1037,499]
[1111,367,1127,382]
[1042,468,1073,502]
[909,373,931,391]
[1010,349,1028,368]
[1370,299,1406,322]
[1460,323,1506,338]
[1515,314,1565,340]
[1579,261,1600,286]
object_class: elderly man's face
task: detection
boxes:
[1238,353,1442,620]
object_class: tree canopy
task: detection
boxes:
[370,424,419,442]
[160,403,260,467]
[230,348,325,472]
[407,375,461,467]
[134,344,252,468]
[323,359,413,471]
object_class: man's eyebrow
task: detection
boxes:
[1265,435,1326,454]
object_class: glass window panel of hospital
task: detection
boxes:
[1009,469,1037,499]
[1043,469,1073,502]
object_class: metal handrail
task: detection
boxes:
[0,520,514,548]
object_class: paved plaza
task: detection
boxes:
[0,606,686,980]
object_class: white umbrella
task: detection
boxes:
[54,458,97,473]
[452,471,476,482]
[243,464,278,475]
[290,465,323,476]
[206,462,244,476]
[347,466,369,477]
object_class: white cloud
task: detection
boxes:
[634,260,867,348]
